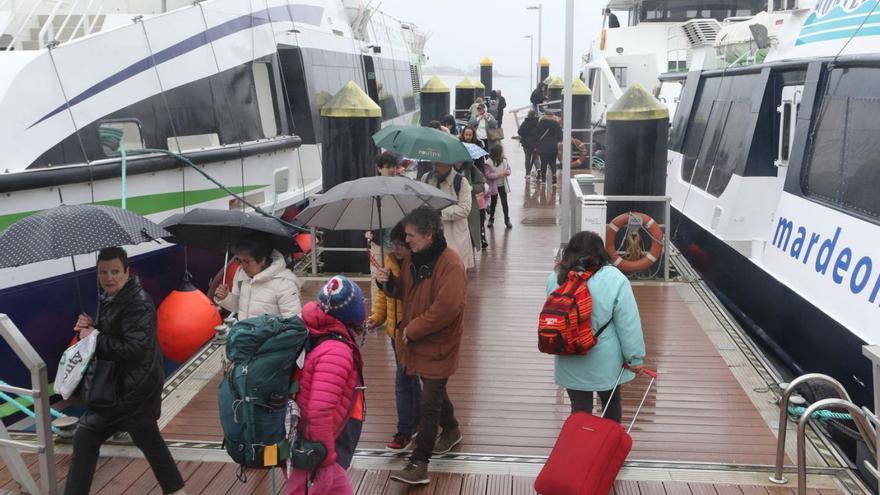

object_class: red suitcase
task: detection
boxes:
[534,368,657,495]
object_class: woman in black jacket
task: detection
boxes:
[534,111,563,184]
[67,247,185,495]
[517,109,540,180]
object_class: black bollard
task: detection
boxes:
[319,80,381,273]
[547,76,564,114]
[480,57,493,95]
[571,78,592,141]
[604,83,669,221]
[473,80,485,100]
[420,75,450,126]
[455,77,476,120]
[539,57,550,84]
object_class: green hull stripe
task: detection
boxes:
[0,383,55,418]
[0,185,267,231]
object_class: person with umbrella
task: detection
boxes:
[67,247,186,495]
[214,235,302,320]
[422,161,474,270]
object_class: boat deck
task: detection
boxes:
[0,121,868,494]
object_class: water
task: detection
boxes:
[422,73,535,113]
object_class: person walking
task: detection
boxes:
[484,144,513,229]
[530,82,546,113]
[517,109,540,180]
[534,110,563,184]
[366,151,402,304]
[379,207,467,486]
[467,96,484,120]
[67,247,185,495]
[422,162,474,269]
[466,103,498,150]
[454,159,488,250]
[214,236,301,319]
[368,224,422,452]
[494,89,507,128]
[286,275,366,495]
[545,231,646,422]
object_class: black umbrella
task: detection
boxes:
[0,204,168,268]
[159,208,300,254]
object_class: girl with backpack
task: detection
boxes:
[286,275,366,495]
[545,231,646,422]
[484,143,513,229]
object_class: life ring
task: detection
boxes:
[557,137,588,168]
[605,212,664,273]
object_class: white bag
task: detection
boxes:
[54,331,98,400]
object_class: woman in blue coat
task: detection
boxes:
[545,231,646,422]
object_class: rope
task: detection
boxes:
[788,404,852,421]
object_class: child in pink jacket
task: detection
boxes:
[287,276,365,495]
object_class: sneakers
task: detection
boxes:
[390,460,430,485]
[432,426,462,455]
[487,218,494,228]
[505,218,513,229]
[386,432,413,452]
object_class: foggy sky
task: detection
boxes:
[377,0,605,80]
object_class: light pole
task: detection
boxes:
[523,35,534,90]
[526,4,542,87]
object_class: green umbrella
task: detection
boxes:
[372,125,471,164]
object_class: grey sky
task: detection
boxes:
[377,1,605,80]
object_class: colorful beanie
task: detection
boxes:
[318,275,365,325]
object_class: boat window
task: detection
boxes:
[278,47,314,144]
[611,66,627,88]
[693,100,732,190]
[252,63,278,138]
[804,93,880,220]
[681,77,721,181]
[707,100,750,195]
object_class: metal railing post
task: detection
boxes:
[797,399,875,494]
[310,226,318,276]
[664,197,670,281]
[0,314,56,494]
[770,374,852,484]
[862,345,880,486]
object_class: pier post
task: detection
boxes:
[419,76,450,126]
[480,57,493,95]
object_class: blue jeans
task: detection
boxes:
[391,340,422,435]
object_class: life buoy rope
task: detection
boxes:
[605,212,664,273]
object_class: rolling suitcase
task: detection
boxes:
[534,367,657,495]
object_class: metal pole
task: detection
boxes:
[310,226,318,276]
[528,36,534,91]
[538,5,543,85]
[664,197,670,281]
[560,0,573,244]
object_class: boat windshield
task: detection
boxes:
[639,0,765,23]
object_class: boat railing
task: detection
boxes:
[6,0,41,50]
[0,314,57,495]
[770,368,880,494]
[36,0,64,48]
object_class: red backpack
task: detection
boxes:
[538,270,611,355]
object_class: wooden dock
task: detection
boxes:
[0,119,864,494]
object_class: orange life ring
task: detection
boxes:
[557,138,588,168]
[605,212,664,273]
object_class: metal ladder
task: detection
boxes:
[0,314,57,495]
[770,366,880,494]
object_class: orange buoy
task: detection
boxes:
[157,277,221,363]
[292,233,313,261]
[605,212,664,273]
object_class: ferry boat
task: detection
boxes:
[0,0,425,391]
[664,0,880,409]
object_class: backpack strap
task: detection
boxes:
[426,171,462,198]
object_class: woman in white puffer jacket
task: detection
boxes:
[214,237,302,319]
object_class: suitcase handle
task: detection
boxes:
[603,365,657,433]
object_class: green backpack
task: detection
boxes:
[219,314,309,469]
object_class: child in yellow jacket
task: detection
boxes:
[368,223,421,451]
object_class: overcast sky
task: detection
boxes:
[378,0,606,78]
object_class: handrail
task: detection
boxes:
[86,0,104,35]
[55,0,81,42]
[770,373,851,484]
[38,0,65,48]
[7,0,41,49]
[0,314,56,494]
[797,399,876,494]
[71,0,98,38]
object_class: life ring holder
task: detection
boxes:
[605,212,664,273]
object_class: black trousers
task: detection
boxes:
[539,153,557,181]
[489,186,510,222]
[64,421,184,495]
[411,377,459,464]
[566,388,623,423]
[523,148,537,176]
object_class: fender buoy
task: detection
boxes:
[605,212,664,273]
[292,233,313,261]
[157,277,221,363]
[557,138,588,168]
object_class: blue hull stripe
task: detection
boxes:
[30,4,323,128]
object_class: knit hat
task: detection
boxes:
[318,275,365,324]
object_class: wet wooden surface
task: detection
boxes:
[163,154,782,464]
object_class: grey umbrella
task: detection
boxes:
[294,176,457,262]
